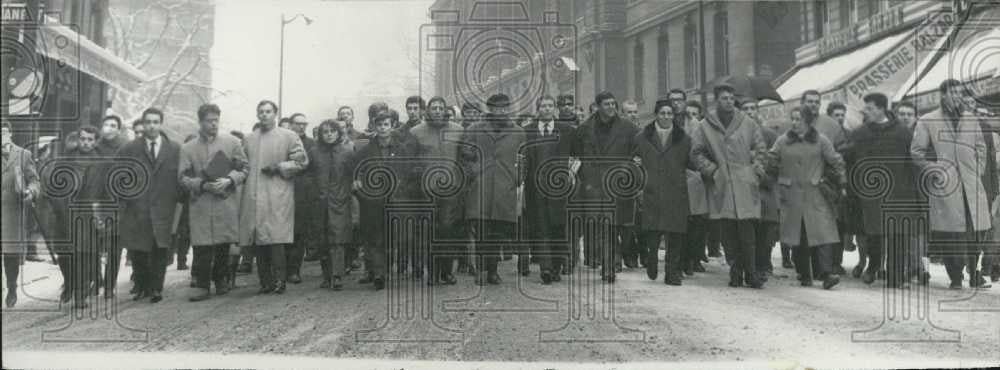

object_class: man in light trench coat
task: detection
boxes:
[239,100,309,294]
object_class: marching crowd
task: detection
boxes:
[1,77,998,309]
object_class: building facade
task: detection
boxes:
[2,0,147,145]
[426,0,804,122]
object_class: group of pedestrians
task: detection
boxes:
[1,77,997,309]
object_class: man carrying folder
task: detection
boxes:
[179,104,249,301]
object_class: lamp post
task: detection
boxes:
[279,13,313,118]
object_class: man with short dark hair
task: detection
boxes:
[402,96,426,131]
[741,98,781,279]
[410,96,465,284]
[912,79,992,290]
[845,93,919,288]
[98,115,129,155]
[569,91,640,283]
[461,102,482,129]
[287,113,315,284]
[686,100,704,121]
[523,95,575,282]
[118,107,182,303]
[557,94,577,126]
[180,104,249,301]
[895,102,918,131]
[691,84,767,288]
[239,100,309,294]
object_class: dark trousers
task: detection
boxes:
[532,223,568,273]
[426,223,461,279]
[706,219,723,257]
[58,251,98,300]
[103,244,124,293]
[176,242,190,266]
[585,224,627,276]
[685,215,708,267]
[193,244,230,289]
[930,231,984,283]
[364,230,387,278]
[754,220,778,273]
[792,220,833,280]
[866,233,907,286]
[718,219,758,279]
[2,252,21,291]
[471,220,514,276]
[620,225,641,267]
[285,241,304,278]
[255,244,287,287]
[131,247,168,294]
[643,231,684,279]
[319,244,346,279]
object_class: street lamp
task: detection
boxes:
[278,13,313,118]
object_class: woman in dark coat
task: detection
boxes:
[632,98,695,285]
[767,107,847,290]
[304,119,356,291]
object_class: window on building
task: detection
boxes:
[684,16,699,88]
[839,0,854,28]
[634,39,644,101]
[713,8,729,77]
[813,0,828,39]
[657,27,670,97]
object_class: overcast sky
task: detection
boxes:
[212,0,433,133]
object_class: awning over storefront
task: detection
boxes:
[777,32,910,103]
[35,17,148,93]
[894,9,1000,107]
[765,9,957,128]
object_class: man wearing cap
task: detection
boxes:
[460,93,527,285]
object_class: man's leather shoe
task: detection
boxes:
[189,289,212,302]
[373,277,385,290]
[487,273,502,285]
[552,272,562,282]
[800,278,813,287]
[150,291,163,303]
[664,273,682,286]
[728,270,743,287]
[257,285,275,294]
[320,278,331,289]
[541,270,552,285]
[132,291,148,301]
[287,274,302,284]
[273,281,287,294]
[862,270,876,285]
[215,281,230,295]
[823,275,840,290]
[441,273,457,285]
[5,291,17,308]
[646,261,658,281]
[331,277,343,291]
[971,274,992,289]
[683,264,694,276]
[833,266,847,276]
[693,262,706,273]
[852,263,865,279]
[949,280,963,290]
